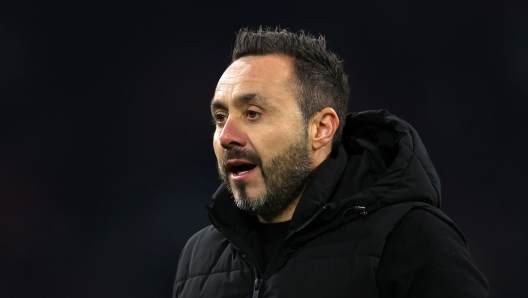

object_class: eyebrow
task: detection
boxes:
[210,93,271,112]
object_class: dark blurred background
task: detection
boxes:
[1,1,527,297]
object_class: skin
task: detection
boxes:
[211,54,339,223]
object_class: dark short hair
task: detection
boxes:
[232,27,350,149]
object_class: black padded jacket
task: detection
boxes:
[173,110,488,298]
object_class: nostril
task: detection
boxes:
[220,138,241,150]
[221,141,234,149]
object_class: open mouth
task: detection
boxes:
[228,162,257,176]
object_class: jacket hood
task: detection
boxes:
[208,109,441,234]
[342,109,441,208]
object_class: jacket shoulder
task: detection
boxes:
[175,225,226,282]
[376,208,489,298]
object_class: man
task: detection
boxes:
[174,28,488,298]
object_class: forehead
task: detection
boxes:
[213,54,297,105]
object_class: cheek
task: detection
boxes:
[267,125,300,146]
[212,138,223,160]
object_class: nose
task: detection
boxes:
[218,118,246,149]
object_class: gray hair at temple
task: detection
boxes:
[232,27,350,149]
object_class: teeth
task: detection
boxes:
[238,170,249,175]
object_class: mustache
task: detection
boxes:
[221,148,262,169]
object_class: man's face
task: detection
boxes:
[211,54,314,222]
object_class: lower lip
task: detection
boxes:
[230,167,256,182]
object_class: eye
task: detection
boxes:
[212,113,228,125]
[246,110,260,120]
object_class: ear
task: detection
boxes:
[310,107,339,151]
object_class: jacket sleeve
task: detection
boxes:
[376,208,489,298]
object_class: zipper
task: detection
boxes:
[252,272,262,298]
[208,213,264,298]
[235,245,263,298]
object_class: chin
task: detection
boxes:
[234,190,263,202]
[245,188,267,200]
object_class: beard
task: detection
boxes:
[218,134,312,222]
